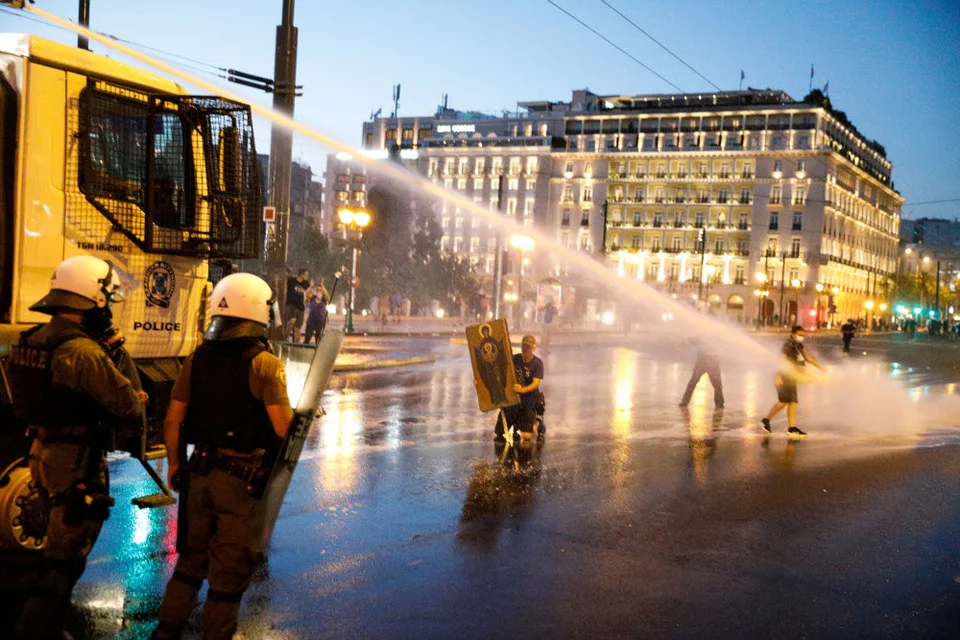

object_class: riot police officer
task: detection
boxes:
[153,273,292,640]
[8,256,143,639]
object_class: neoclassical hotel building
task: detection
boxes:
[327,88,901,325]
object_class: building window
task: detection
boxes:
[718,189,729,204]
[509,158,521,175]
[672,237,682,251]
[735,266,745,284]
[794,186,806,205]
[524,200,534,217]
[454,237,463,253]
[428,159,438,176]
[789,267,799,281]
[507,199,517,215]
[669,263,680,280]
[773,160,783,173]
[631,236,641,249]
[769,212,779,230]
[715,239,725,253]
[444,178,453,190]
[441,216,450,228]
[455,218,463,228]
[458,159,469,175]
[792,212,802,230]
[583,186,593,202]
[508,178,519,191]
[526,179,536,191]
[653,212,663,227]
[561,232,569,248]
[738,213,749,230]
[336,190,349,202]
[526,157,538,173]
[470,237,480,253]
[695,212,705,227]
[796,160,806,173]
[581,211,590,227]
[767,238,778,256]
[791,238,801,257]
[564,185,574,201]
[472,178,482,190]
[565,162,574,174]
[739,188,751,204]
[652,237,662,251]
[561,210,570,226]
[440,237,449,252]
[457,179,467,190]
[720,163,731,179]
[632,212,643,226]
[771,185,782,204]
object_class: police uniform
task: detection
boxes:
[154,329,290,639]
[9,316,141,639]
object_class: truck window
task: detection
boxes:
[78,82,260,259]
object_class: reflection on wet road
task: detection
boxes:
[73,335,960,638]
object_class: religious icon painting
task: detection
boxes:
[466,318,519,411]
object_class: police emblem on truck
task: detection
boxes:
[144,261,176,308]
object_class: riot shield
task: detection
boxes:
[250,329,344,554]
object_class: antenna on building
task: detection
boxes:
[370,107,382,121]
[442,93,448,110]
[392,84,401,118]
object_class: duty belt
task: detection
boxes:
[34,426,90,445]
[214,451,263,481]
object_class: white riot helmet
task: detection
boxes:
[208,272,276,327]
[30,255,123,314]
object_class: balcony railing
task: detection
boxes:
[737,222,749,230]
[653,221,663,228]
[738,196,753,204]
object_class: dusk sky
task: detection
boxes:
[3,0,959,220]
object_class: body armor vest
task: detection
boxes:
[7,323,103,429]
[184,338,275,453]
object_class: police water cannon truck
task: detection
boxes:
[0,33,262,557]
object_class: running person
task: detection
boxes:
[761,326,825,437]
[495,335,544,441]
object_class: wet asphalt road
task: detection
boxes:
[69,332,960,638]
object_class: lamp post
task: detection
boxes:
[338,208,371,333]
[831,286,840,327]
[791,278,801,325]
[815,283,824,329]
[755,271,768,329]
[510,234,534,329]
[865,299,875,331]
[703,264,717,314]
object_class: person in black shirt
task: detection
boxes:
[284,268,310,343]
[761,326,825,437]
[841,319,856,353]
[495,335,544,441]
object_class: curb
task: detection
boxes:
[332,355,436,373]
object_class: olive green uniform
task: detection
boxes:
[154,346,289,640]
[10,316,142,640]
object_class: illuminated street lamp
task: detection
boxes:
[510,234,534,328]
[338,208,371,333]
[755,272,768,329]
[790,278,801,323]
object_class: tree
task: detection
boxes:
[287,223,342,287]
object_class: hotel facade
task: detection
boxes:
[323,89,902,325]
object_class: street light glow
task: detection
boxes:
[338,208,354,224]
[354,211,371,228]
[755,272,767,283]
[510,234,535,251]
[879,303,887,311]
[815,283,824,292]
[831,286,840,295]
[865,300,875,309]
[790,278,801,288]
